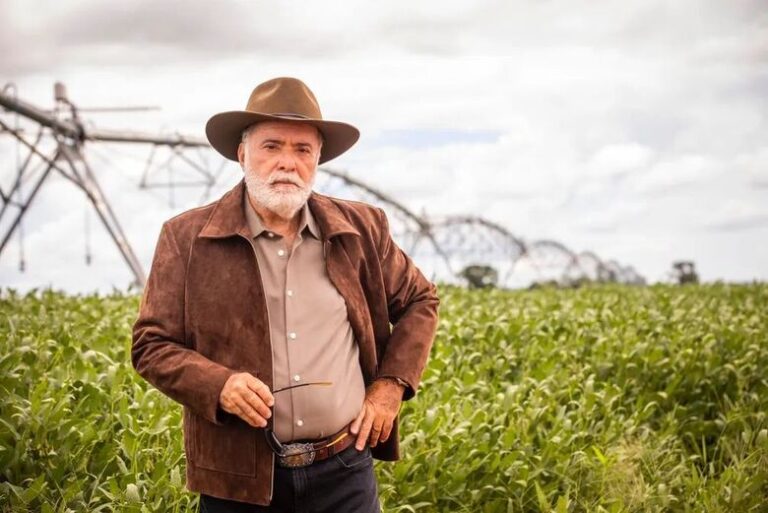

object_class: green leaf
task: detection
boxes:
[534,481,550,512]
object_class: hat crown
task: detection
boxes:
[245,77,323,120]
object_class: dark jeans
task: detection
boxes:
[198,444,380,513]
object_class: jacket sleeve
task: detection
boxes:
[131,221,238,425]
[374,208,440,400]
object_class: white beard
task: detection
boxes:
[244,165,314,220]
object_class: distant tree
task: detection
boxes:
[528,279,561,290]
[459,264,498,289]
[672,261,699,284]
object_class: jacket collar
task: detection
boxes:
[198,178,360,240]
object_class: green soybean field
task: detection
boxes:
[1,283,767,512]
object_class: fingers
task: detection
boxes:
[232,396,269,428]
[379,418,393,444]
[239,390,272,424]
[245,375,274,407]
[219,373,273,428]
[350,405,366,436]
[369,418,384,448]
[220,392,269,428]
[355,402,375,451]
[351,386,402,450]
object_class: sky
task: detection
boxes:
[1,0,766,293]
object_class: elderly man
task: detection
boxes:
[131,77,439,512]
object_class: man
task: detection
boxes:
[131,77,439,512]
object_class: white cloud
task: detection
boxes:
[629,154,717,194]
[588,143,655,179]
[735,147,768,188]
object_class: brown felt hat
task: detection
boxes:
[205,77,359,165]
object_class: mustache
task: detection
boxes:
[267,172,305,188]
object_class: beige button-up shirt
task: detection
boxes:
[243,194,366,442]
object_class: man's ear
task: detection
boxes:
[237,142,246,170]
[315,131,323,166]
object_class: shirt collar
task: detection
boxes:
[243,193,321,241]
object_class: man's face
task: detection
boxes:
[237,120,323,220]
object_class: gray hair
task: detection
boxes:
[241,123,259,144]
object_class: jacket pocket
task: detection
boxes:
[191,413,258,477]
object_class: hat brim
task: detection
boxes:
[205,111,360,165]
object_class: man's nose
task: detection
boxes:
[276,149,298,171]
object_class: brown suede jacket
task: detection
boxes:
[131,178,439,505]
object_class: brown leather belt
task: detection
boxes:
[276,427,356,468]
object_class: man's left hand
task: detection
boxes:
[350,378,405,450]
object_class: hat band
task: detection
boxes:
[267,112,314,120]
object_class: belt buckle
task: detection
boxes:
[278,443,315,468]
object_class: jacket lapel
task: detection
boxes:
[309,193,378,382]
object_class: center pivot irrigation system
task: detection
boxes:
[0,83,644,289]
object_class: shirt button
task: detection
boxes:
[288,332,297,340]
[277,249,285,257]
[296,419,304,427]
[293,374,301,382]
[287,290,293,297]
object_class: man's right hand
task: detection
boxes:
[218,372,275,428]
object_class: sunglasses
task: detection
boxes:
[264,381,349,458]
